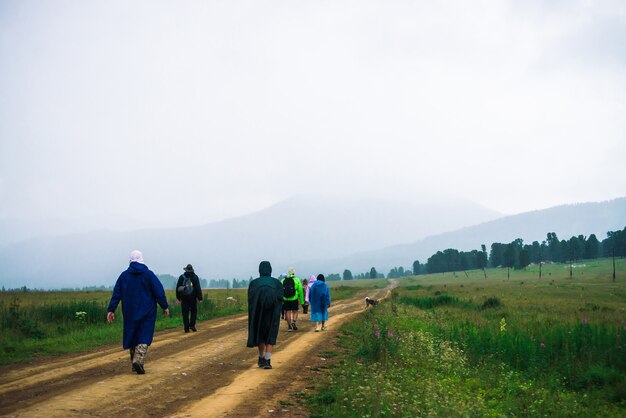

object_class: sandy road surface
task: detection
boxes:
[0,285,392,417]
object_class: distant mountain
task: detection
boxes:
[0,218,80,248]
[300,198,626,276]
[0,196,501,288]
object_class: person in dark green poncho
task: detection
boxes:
[247,261,284,369]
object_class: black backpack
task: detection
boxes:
[283,276,296,298]
[178,275,194,296]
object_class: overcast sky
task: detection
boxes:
[1,0,625,231]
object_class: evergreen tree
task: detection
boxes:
[489,243,506,267]
[370,267,378,279]
[343,269,353,280]
[518,246,531,269]
[530,241,542,263]
[547,232,560,262]
[568,236,582,261]
[413,259,421,275]
[585,234,600,259]
[504,243,516,268]
[477,245,488,270]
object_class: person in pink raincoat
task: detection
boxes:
[304,274,316,314]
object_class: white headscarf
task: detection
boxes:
[129,250,145,264]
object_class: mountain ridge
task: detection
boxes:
[292,198,626,276]
[0,196,502,288]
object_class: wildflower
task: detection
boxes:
[500,317,506,333]
[375,330,380,338]
[75,311,87,321]
[388,330,394,337]
[581,318,588,325]
[540,341,545,348]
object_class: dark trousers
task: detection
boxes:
[181,298,197,331]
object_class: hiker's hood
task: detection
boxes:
[128,261,149,274]
[259,261,272,277]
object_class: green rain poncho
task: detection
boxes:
[247,261,284,347]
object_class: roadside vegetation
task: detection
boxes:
[0,283,365,365]
[0,288,250,364]
[304,258,626,417]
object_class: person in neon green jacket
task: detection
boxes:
[281,267,304,331]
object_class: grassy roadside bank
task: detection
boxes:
[0,284,367,365]
[298,260,626,417]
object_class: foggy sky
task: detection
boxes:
[1,0,625,232]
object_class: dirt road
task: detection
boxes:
[0,285,391,417]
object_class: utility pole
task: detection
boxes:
[570,257,573,279]
[539,262,542,279]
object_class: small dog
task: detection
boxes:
[364,297,379,308]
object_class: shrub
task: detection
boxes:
[398,295,461,309]
[481,297,502,309]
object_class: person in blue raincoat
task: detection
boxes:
[107,250,169,374]
[309,274,331,332]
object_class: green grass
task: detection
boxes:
[306,258,626,417]
[0,282,370,365]
[0,288,248,364]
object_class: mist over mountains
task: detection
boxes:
[303,198,626,276]
[0,196,500,288]
[0,196,623,289]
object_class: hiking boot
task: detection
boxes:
[287,327,293,332]
[291,321,298,331]
[190,326,197,332]
[258,356,266,367]
[263,360,272,369]
[314,326,320,332]
[321,325,327,331]
[132,362,145,375]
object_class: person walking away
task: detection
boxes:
[107,250,169,374]
[304,274,316,314]
[247,261,283,369]
[301,278,309,314]
[176,264,203,332]
[278,273,287,320]
[309,274,331,332]
[281,267,304,331]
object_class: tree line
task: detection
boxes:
[419,226,625,274]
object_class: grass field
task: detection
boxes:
[304,258,626,417]
[0,282,364,365]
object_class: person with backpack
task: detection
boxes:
[281,267,304,331]
[176,264,203,333]
[300,278,309,314]
[247,261,283,369]
[309,274,331,332]
[107,250,169,374]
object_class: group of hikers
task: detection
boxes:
[106,250,331,374]
[247,262,331,369]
